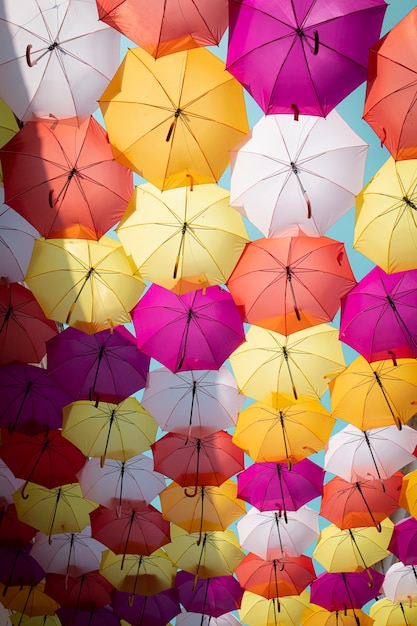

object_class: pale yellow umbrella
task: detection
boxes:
[302,606,374,626]
[370,597,417,625]
[239,589,312,626]
[10,615,61,626]
[0,97,19,182]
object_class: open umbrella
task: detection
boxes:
[99,46,249,191]
[0,544,45,593]
[0,459,24,507]
[302,606,374,626]
[239,589,311,626]
[229,111,369,238]
[226,0,386,117]
[44,571,114,611]
[0,97,19,181]
[56,607,119,626]
[176,613,241,626]
[382,562,417,603]
[370,597,417,626]
[399,469,417,518]
[10,615,61,626]
[388,516,417,566]
[112,587,181,626]
[0,504,37,549]
[174,570,244,619]
[0,582,59,621]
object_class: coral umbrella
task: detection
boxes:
[370,597,417,626]
[133,284,245,373]
[239,589,311,626]
[0,543,45,593]
[44,571,114,611]
[382,562,417,603]
[174,570,244,618]
[310,570,384,615]
[0,282,58,366]
[99,46,249,191]
[226,0,386,117]
[388,517,417,566]
[0,504,37,549]
[96,0,228,58]
[303,606,374,626]
[0,116,133,239]
[112,588,181,626]
[227,235,356,335]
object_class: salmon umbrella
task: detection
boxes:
[112,588,181,626]
[0,116,133,239]
[98,46,249,191]
[239,589,312,626]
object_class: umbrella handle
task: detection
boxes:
[26,45,37,67]
[313,30,319,55]
[184,485,199,498]
[291,104,299,121]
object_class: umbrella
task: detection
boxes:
[44,571,114,611]
[324,423,417,483]
[10,615,61,626]
[399,469,417,518]
[25,236,145,328]
[175,613,241,626]
[46,325,150,405]
[0,116,133,240]
[116,182,249,295]
[0,459,24,507]
[112,588,181,626]
[0,0,120,122]
[239,589,311,626]
[98,46,249,191]
[226,0,386,117]
[382,562,417,603]
[229,111,369,238]
[133,284,245,372]
[0,97,19,181]
[56,607,119,626]
[226,235,356,335]
[229,323,345,404]
[329,356,417,431]
[354,157,417,274]
[310,570,384,614]
[388,516,417,566]
[302,606,374,626]
[0,544,45,593]
[141,365,245,438]
[0,504,37,549]
[174,570,244,618]
[232,399,335,465]
[0,282,58,366]
[96,0,228,58]
[363,7,417,161]
[370,597,417,626]
[0,582,59,620]
[62,397,158,465]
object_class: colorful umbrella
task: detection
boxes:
[0,97,19,181]
[370,597,417,626]
[0,582,59,620]
[0,543,45,592]
[0,504,37,549]
[388,516,417,566]
[0,459,24,506]
[302,606,375,626]
[112,588,181,626]
[239,589,312,626]
[10,615,61,626]
[176,613,241,626]
[399,469,417,518]
[56,607,119,626]
[174,570,244,618]
[44,571,114,611]
[226,0,386,117]
[99,46,249,191]
[229,111,369,238]
[382,562,417,603]
[133,284,245,372]
[310,570,384,614]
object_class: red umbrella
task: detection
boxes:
[0,116,133,240]
[45,571,114,612]
[0,504,37,549]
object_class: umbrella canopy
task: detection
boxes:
[10,615,62,626]
[116,182,249,295]
[0,504,37,549]
[99,46,249,191]
[0,97,19,181]
[0,581,59,619]
[302,606,375,626]
[382,562,417,603]
[133,284,245,372]
[0,543,45,592]
[0,116,133,239]
[310,570,385,613]
[96,0,228,58]
[339,266,417,362]
[0,459,24,506]
[56,607,119,626]
[354,157,417,274]
[370,597,417,626]
[25,236,145,328]
[44,571,114,611]
[239,589,311,626]
[388,516,417,566]
[176,613,241,626]
[174,570,244,618]
[226,0,386,117]
[229,111,369,238]
[112,587,181,626]
[399,468,417,518]
[0,0,120,122]
[363,7,417,161]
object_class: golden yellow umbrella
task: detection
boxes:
[62,397,158,465]
[0,97,19,182]
[399,468,417,517]
[239,589,312,626]
[232,399,335,465]
[229,324,345,405]
[116,182,249,294]
[370,597,417,625]
[0,582,59,618]
[354,157,417,273]
[164,524,245,579]
[303,606,374,626]
[329,356,417,430]
[98,46,249,191]
[10,615,61,626]
[24,236,145,328]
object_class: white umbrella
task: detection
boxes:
[176,611,241,626]
[0,458,24,505]
[230,110,368,238]
[382,561,417,603]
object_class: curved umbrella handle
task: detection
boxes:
[49,190,56,208]
[313,30,319,55]
[26,45,37,67]
[184,485,199,498]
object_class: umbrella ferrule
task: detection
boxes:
[403,196,417,210]
[48,41,59,51]
[290,162,298,174]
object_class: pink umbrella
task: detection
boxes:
[112,588,181,626]
[175,570,244,618]
[310,570,384,616]
[0,543,45,593]
[388,517,417,566]
[133,284,245,372]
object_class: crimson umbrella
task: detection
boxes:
[57,606,120,626]
[388,517,417,566]
[175,570,244,618]
[0,504,37,549]
[44,571,114,612]
[112,588,181,626]
[310,570,384,617]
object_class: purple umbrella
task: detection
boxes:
[175,571,244,620]
[388,517,417,566]
[226,0,387,117]
[340,266,417,363]
[57,607,120,626]
[0,543,45,594]
[46,325,150,405]
[112,588,181,626]
[133,284,245,372]
[0,363,72,435]
[236,459,324,519]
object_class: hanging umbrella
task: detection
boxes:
[174,570,244,618]
[62,397,158,465]
[112,588,181,626]
[56,607,119,626]
[229,323,345,404]
[399,469,417,518]
[388,516,417,566]
[10,615,61,626]
[324,423,417,483]
[0,582,59,620]
[46,325,150,405]
[0,459,23,508]
[0,97,19,181]
[310,570,384,615]
[354,157,417,274]
[98,46,249,191]
[0,0,120,122]
[227,235,356,335]
[0,116,133,240]
[141,365,245,438]
[329,355,417,430]
[25,236,145,329]
[363,7,417,161]
[232,399,335,466]
[0,282,58,366]
[370,597,417,626]
[44,571,114,611]
[239,589,312,626]
[339,266,417,363]
[116,182,249,295]
[0,504,37,549]
[382,562,417,603]
[229,111,369,238]
[226,0,386,117]
[0,544,45,593]
[133,284,245,372]
[175,613,241,626]
[302,606,374,626]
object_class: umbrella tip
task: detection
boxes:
[291,104,299,121]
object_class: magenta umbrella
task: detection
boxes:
[0,543,45,594]
[226,0,387,117]
[133,284,245,372]
[175,571,244,618]
[339,266,417,363]
[46,325,150,405]
[112,588,181,626]
[388,517,417,566]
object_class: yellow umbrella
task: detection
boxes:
[116,182,249,294]
[354,157,417,273]
[99,548,176,597]
[239,589,312,626]
[329,356,417,430]
[370,597,417,625]
[24,236,145,328]
[99,46,249,191]
[164,524,245,579]
[399,468,417,517]
[62,397,158,465]
[10,615,61,626]
[229,324,345,405]
[0,582,59,619]
[0,97,19,182]
[302,606,374,626]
